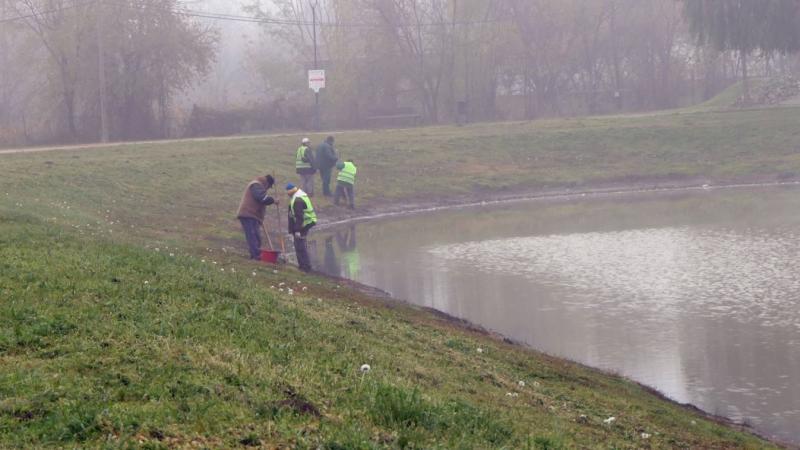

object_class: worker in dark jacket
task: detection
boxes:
[334,159,357,209]
[286,183,317,272]
[315,136,338,197]
[295,137,316,196]
[237,174,277,260]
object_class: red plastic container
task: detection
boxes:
[260,249,281,263]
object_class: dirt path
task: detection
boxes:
[0,129,376,156]
[314,178,800,231]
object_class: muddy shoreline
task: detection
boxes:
[307,175,800,449]
[314,175,800,230]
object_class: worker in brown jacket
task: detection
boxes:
[237,174,277,259]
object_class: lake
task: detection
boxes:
[310,186,800,444]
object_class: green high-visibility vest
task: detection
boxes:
[290,193,317,227]
[295,146,312,170]
[343,250,360,278]
[337,161,357,185]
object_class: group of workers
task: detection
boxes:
[236,136,358,272]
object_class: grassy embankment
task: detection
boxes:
[3,106,799,448]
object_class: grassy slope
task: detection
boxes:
[2,106,797,447]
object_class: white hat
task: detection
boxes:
[301,137,310,144]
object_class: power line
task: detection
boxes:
[0,0,99,24]
[1,0,512,28]
[107,0,512,29]
[170,7,513,29]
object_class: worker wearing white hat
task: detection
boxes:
[295,137,316,196]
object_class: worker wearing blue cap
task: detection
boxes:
[286,183,317,272]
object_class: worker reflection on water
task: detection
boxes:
[286,183,317,272]
[337,225,360,278]
[323,236,341,276]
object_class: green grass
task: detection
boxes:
[3,106,800,254]
[0,214,774,448]
[2,106,797,447]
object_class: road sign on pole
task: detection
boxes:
[309,69,326,93]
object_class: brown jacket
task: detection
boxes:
[237,177,274,223]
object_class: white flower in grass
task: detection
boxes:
[252,272,257,277]
[641,433,651,439]
[518,380,525,387]
[144,281,149,285]
[603,417,616,425]
[302,287,308,292]
[360,364,371,373]
[476,348,484,354]
[169,253,174,257]
[154,248,160,252]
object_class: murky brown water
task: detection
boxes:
[311,186,800,444]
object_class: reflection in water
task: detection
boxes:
[311,188,800,444]
[322,225,360,278]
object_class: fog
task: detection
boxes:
[2,0,800,146]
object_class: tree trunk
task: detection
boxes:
[741,49,750,103]
[63,86,78,141]
[609,0,623,111]
[524,52,532,120]
[0,0,8,127]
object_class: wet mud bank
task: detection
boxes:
[314,175,800,230]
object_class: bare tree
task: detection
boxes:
[11,0,92,140]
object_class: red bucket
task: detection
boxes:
[260,249,281,264]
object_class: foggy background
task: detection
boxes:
[2,0,800,147]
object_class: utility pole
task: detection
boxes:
[0,0,8,127]
[311,0,320,131]
[96,1,109,143]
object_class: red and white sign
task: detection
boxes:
[308,70,326,93]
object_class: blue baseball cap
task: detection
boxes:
[285,183,296,190]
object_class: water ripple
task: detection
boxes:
[430,226,800,328]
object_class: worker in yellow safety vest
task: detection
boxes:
[295,137,316,196]
[286,183,317,272]
[334,159,357,209]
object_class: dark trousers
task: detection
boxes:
[240,218,261,260]
[319,167,333,196]
[294,225,314,272]
[334,182,354,208]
